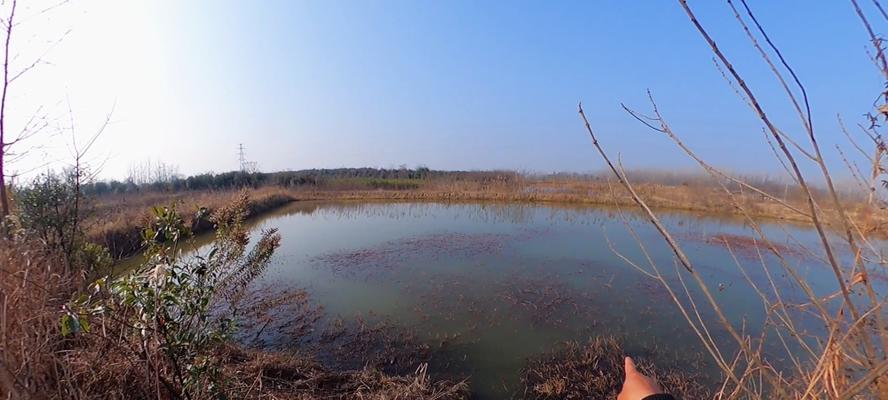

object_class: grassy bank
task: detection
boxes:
[86,187,295,258]
[85,173,888,260]
[288,176,884,232]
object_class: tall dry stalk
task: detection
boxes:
[582,1,888,398]
[0,236,78,399]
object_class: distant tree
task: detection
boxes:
[126,159,182,189]
[89,181,109,195]
[414,165,431,179]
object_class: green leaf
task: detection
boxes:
[80,315,91,333]
[60,314,76,336]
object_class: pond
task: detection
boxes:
[189,200,886,399]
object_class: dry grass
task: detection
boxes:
[221,347,468,400]
[0,237,75,399]
[85,187,294,258]
[522,337,711,399]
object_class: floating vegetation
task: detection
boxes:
[497,276,594,328]
[310,231,538,278]
[683,232,810,260]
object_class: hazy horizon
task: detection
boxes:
[8,1,884,181]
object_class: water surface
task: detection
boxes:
[211,200,883,399]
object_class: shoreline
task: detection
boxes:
[95,185,887,262]
[286,189,887,239]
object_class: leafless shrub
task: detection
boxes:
[578,1,888,398]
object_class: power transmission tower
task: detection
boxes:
[238,143,247,172]
[238,143,258,173]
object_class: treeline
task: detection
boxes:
[82,170,269,195]
[77,165,831,200]
[81,167,520,195]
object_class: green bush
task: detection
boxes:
[66,193,281,399]
[15,169,107,271]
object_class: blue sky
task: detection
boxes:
[11,1,885,180]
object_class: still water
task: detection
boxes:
[191,200,882,399]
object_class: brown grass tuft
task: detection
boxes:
[221,346,470,399]
[522,337,712,399]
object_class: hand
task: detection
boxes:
[617,356,663,400]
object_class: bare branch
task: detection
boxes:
[677,1,874,361]
[872,0,888,22]
[8,28,70,84]
[851,0,888,81]
[735,0,814,135]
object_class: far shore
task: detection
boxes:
[86,176,888,261]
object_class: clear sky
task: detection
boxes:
[7,1,885,181]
